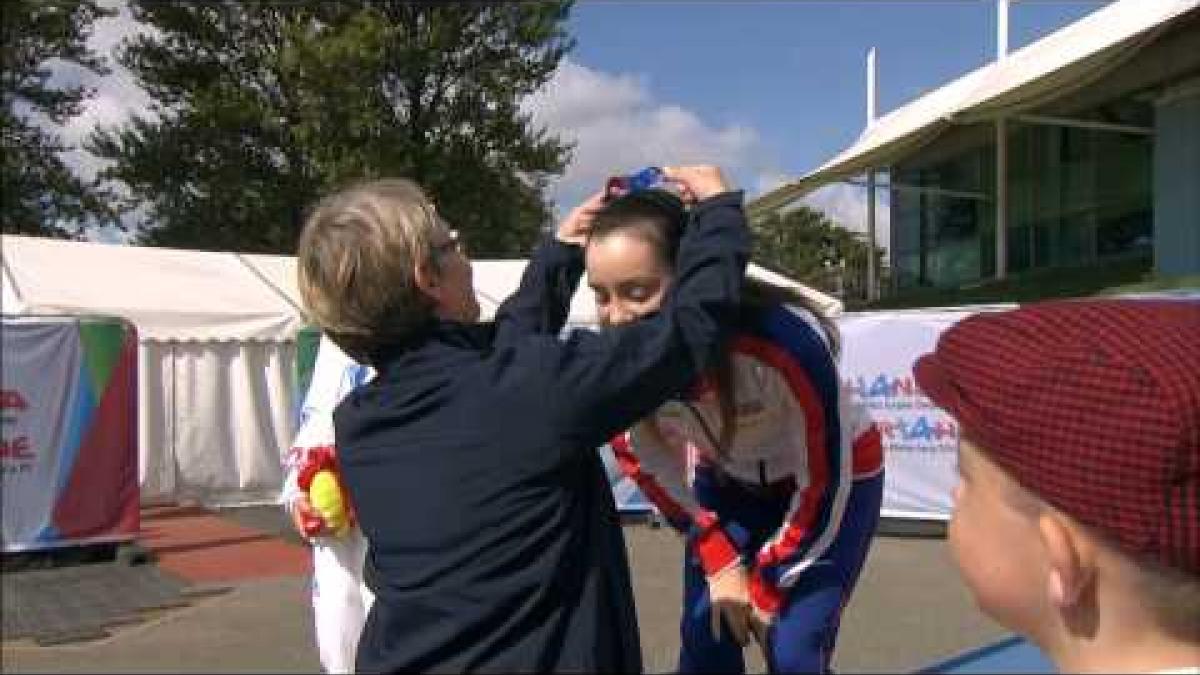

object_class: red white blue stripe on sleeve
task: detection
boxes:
[744,305,853,613]
[610,432,740,577]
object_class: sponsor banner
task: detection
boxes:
[2,317,139,551]
[299,304,1029,522]
[838,308,1011,520]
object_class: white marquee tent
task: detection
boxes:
[1,234,839,507]
[2,235,306,506]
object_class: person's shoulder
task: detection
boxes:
[469,329,595,392]
[738,302,822,342]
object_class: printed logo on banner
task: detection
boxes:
[1,388,36,474]
[2,321,84,550]
[874,416,958,446]
[844,373,959,453]
[1,388,29,411]
[844,374,922,406]
[835,311,1005,520]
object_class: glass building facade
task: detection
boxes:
[889,101,1155,290]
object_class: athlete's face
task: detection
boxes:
[585,228,673,328]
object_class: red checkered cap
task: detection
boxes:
[914,299,1200,576]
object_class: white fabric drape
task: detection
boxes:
[139,341,296,507]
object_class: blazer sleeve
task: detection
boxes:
[511,191,751,453]
[493,235,585,340]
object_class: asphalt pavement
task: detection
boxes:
[2,506,1007,673]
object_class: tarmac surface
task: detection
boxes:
[2,505,1008,673]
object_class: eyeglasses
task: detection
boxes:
[433,229,465,258]
[419,198,466,259]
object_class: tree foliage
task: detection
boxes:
[88,1,574,254]
[1,0,115,237]
[751,206,885,298]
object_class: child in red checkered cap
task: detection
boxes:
[914,298,1199,674]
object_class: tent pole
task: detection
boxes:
[997,0,1010,61]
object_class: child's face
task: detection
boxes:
[948,439,1050,637]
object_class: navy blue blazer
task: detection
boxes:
[335,191,750,673]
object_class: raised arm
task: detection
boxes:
[493,192,607,339]
[529,168,751,452]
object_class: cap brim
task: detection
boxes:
[915,352,998,453]
[913,353,965,423]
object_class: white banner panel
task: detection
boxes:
[837,307,1013,520]
[1,321,82,548]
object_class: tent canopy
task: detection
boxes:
[3,235,839,508]
[748,0,1200,217]
[2,235,305,342]
[2,235,842,341]
[237,252,307,316]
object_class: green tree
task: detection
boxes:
[88,2,574,254]
[751,206,884,299]
[1,0,115,237]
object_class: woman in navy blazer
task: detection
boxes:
[294,166,750,673]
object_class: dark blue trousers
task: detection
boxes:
[678,471,883,674]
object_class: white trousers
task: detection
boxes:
[310,529,375,674]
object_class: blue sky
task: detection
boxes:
[58,0,1112,243]
[568,0,1099,180]
[532,0,1107,240]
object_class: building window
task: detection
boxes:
[890,98,1152,291]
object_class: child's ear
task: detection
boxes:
[1038,511,1095,609]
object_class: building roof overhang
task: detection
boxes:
[748,0,1200,220]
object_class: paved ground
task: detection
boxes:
[3,506,1008,673]
[3,559,188,644]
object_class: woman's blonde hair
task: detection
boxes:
[296,178,445,364]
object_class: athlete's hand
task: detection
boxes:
[749,604,773,659]
[707,564,753,646]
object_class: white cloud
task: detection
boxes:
[54,0,156,183]
[801,182,891,252]
[524,59,783,215]
[753,170,793,197]
[24,0,154,240]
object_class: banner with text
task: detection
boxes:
[2,317,139,552]
[837,307,1012,520]
[297,308,1031,521]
